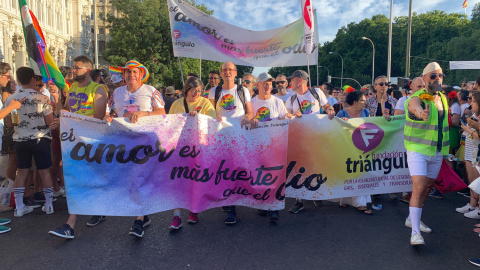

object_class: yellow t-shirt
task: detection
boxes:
[169,97,216,118]
[68,81,107,116]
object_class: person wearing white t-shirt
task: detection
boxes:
[458,90,470,118]
[250,72,291,222]
[285,70,335,214]
[208,61,254,225]
[394,77,425,115]
[104,61,165,238]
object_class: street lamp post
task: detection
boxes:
[319,65,329,82]
[329,52,343,87]
[362,37,375,85]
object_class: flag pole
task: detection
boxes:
[178,57,185,85]
[306,54,311,87]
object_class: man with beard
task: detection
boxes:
[404,62,449,246]
[48,55,108,239]
[274,74,292,103]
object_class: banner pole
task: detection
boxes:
[306,54,312,87]
[178,57,185,85]
[199,52,202,81]
[316,61,319,86]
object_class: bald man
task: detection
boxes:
[394,77,425,115]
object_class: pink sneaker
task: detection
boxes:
[169,216,182,230]
[187,212,198,224]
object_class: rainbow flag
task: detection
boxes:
[463,0,468,8]
[19,0,65,89]
[109,66,122,74]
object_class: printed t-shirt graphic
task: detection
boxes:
[168,97,216,118]
[68,82,107,115]
[251,95,287,122]
[208,85,252,118]
[285,87,328,114]
[202,87,212,98]
[110,85,165,117]
[5,88,53,141]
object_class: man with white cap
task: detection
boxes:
[404,62,449,246]
[110,74,125,88]
[250,73,291,222]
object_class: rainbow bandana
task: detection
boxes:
[122,60,149,83]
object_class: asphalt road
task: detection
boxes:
[1,188,480,270]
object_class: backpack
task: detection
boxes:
[214,85,246,112]
[290,88,323,114]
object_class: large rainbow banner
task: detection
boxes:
[167,0,319,67]
[60,112,288,216]
[60,113,412,216]
[285,114,411,200]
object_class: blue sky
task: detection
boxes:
[193,0,478,75]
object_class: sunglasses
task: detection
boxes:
[209,77,220,80]
[276,81,286,84]
[377,82,390,87]
[429,73,444,80]
[243,80,252,84]
[222,68,235,72]
[36,84,44,88]
[469,97,473,100]
[70,66,88,71]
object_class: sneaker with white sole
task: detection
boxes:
[49,224,74,239]
[53,187,65,198]
[410,232,425,246]
[41,205,54,215]
[0,218,11,226]
[456,203,476,214]
[405,218,432,233]
[0,225,11,234]
[464,208,480,219]
[14,205,34,217]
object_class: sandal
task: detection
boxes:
[357,207,373,215]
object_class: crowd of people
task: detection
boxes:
[1,56,480,264]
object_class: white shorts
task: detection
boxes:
[407,150,443,179]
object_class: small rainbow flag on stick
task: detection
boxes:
[18,0,65,89]
[109,66,122,74]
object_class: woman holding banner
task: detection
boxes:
[168,77,215,230]
[336,90,373,215]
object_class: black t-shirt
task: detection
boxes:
[163,96,178,114]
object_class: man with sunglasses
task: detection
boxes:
[48,55,108,239]
[365,76,397,117]
[404,62,449,246]
[242,73,257,98]
[274,74,292,103]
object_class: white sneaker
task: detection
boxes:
[41,205,54,215]
[456,203,476,213]
[53,187,65,198]
[14,205,34,217]
[405,218,432,233]
[410,232,425,246]
[464,208,480,219]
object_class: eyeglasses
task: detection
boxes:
[276,81,286,84]
[0,74,11,79]
[221,68,236,73]
[332,91,340,94]
[36,84,44,88]
[70,66,88,71]
[468,97,473,100]
[429,73,444,80]
[209,77,220,80]
[190,90,202,94]
[377,82,390,87]
[243,80,252,84]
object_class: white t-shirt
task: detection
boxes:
[461,103,470,118]
[285,88,328,114]
[111,84,164,117]
[395,96,408,112]
[5,88,53,141]
[208,85,251,118]
[251,95,287,122]
[275,91,294,104]
[450,102,461,115]
[327,96,337,106]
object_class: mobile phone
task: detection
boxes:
[460,119,467,126]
